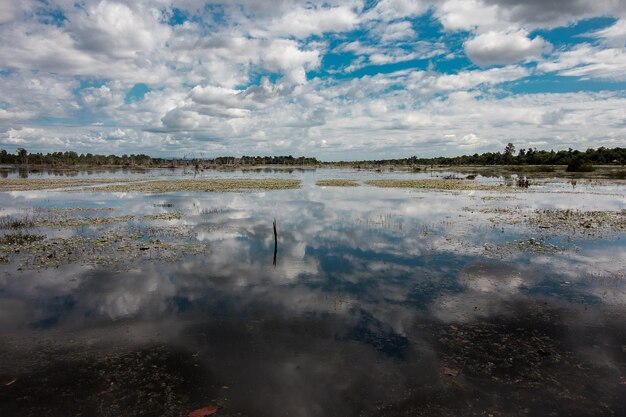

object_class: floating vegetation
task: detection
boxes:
[39,215,135,228]
[141,212,182,221]
[0,232,45,245]
[0,178,143,191]
[2,232,210,271]
[0,214,35,229]
[530,209,626,233]
[481,195,517,201]
[75,178,302,193]
[470,206,626,236]
[316,179,360,187]
[366,179,504,191]
[46,207,117,213]
[511,238,563,253]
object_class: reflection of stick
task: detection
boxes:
[273,218,278,266]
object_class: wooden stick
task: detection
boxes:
[273,218,278,266]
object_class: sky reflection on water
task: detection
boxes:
[0,173,625,416]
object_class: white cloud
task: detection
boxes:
[379,21,417,42]
[252,5,359,38]
[70,1,171,59]
[435,0,626,31]
[435,0,501,31]
[365,0,428,22]
[538,44,626,81]
[0,0,624,158]
[0,0,19,24]
[589,18,626,47]
[464,30,552,66]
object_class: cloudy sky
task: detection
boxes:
[0,0,625,159]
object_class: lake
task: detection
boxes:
[0,167,625,417]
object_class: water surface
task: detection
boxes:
[1,169,625,416]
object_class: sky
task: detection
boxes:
[0,0,625,160]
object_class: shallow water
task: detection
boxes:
[0,169,625,417]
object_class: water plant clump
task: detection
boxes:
[2,232,210,271]
[511,238,562,253]
[530,209,626,233]
[141,213,183,221]
[0,214,36,229]
[316,179,360,187]
[0,232,45,245]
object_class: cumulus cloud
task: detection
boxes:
[464,30,552,66]
[436,0,626,31]
[252,5,359,38]
[0,0,624,158]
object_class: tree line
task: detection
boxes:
[1,145,624,167]
[331,144,625,167]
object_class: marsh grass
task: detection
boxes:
[607,170,626,180]
[0,214,36,229]
[365,179,503,191]
[316,179,360,187]
[141,213,182,221]
[512,165,556,173]
[38,215,135,228]
[75,178,302,193]
[0,232,45,245]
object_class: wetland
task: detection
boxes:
[0,166,625,417]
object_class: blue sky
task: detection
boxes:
[0,0,625,160]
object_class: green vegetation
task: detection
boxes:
[316,179,360,187]
[607,170,626,179]
[2,146,623,168]
[341,145,625,167]
[0,232,45,245]
[0,214,35,229]
[566,158,595,172]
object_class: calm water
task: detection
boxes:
[1,168,625,417]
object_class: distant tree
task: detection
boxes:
[503,143,515,164]
[17,148,28,165]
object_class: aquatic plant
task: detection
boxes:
[0,214,35,229]
[0,232,45,245]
